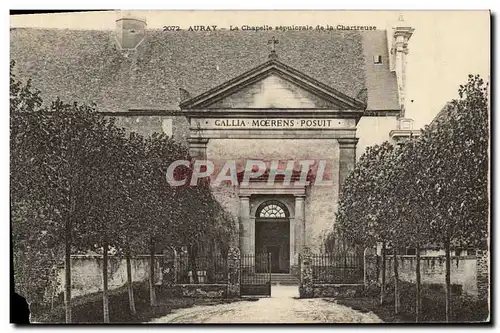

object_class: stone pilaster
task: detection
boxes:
[338,138,358,194]
[476,249,489,302]
[299,246,313,298]
[239,196,251,255]
[187,137,209,160]
[294,195,306,250]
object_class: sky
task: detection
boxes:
[10,10,490,129]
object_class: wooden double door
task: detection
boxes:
[255,219,290,273]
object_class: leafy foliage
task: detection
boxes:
[333,74,489,251]
[331,74,489,320]
[11,61,235,313]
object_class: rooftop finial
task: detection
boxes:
[268,36,279,60]
[398,13,404,22]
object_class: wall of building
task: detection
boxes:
[104,112,399,255]
[356,116,398,159]
[110,114,190,146]
[207,138,339,252]
[210,74,337,109]
[56,255,163,298]
[383,255,478,297]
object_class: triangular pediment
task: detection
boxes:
[179,59,366,110]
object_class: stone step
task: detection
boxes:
[255,274,300,285]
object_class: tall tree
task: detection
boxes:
[415,75,489,321]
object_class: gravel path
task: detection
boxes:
[150,286,383,324]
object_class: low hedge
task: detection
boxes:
[336,280,489,323]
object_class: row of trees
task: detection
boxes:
[11,61,235,323]
[333,74,489,322]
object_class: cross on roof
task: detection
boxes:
[268,36,279,51]
[268,37,279,60]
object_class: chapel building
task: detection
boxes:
[10,15,415,273]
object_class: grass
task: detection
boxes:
[328,281,490,323]
[33,282,243,324]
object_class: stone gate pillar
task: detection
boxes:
[363,247,378,286]
[476,249,489,302]
[227,247,241,298]
[299,246,313,298]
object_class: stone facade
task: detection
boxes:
[102,53,402,270]
[209,74,338,109]
[207,138,341,260]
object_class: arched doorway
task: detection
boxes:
[255,200,290,273]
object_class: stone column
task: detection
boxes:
[337,138,359,194]
[249,217,255,256]
[187,137,209,159]
[239,195,251,255]
[289,216,295,267]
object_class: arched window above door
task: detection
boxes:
[256,200,289,218]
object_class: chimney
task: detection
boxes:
[388,14,414,116]
[115,13,147,50]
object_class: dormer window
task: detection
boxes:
[373,55,382,64]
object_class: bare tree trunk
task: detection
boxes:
[445,238,451,322]
[126,250,136,315]
[189,245,199,284]
[393,247,400,314]
[380,242,386,305]
[149,237,157,306]
[51,284,55,312]
[64,217,72,323]
[102,238,110,323]
[416,243,421,322]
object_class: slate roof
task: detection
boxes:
[10,28,400,113]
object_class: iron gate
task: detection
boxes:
[240,253,271,296]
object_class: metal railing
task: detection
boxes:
[311,253,364,284]
[176,255,228,284]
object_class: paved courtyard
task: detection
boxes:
[150,286,383,324]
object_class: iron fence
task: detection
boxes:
[311,253,364,284]
[176,255,228,284]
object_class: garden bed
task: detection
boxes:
[329,281,489,323]
[33,282,242,323]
